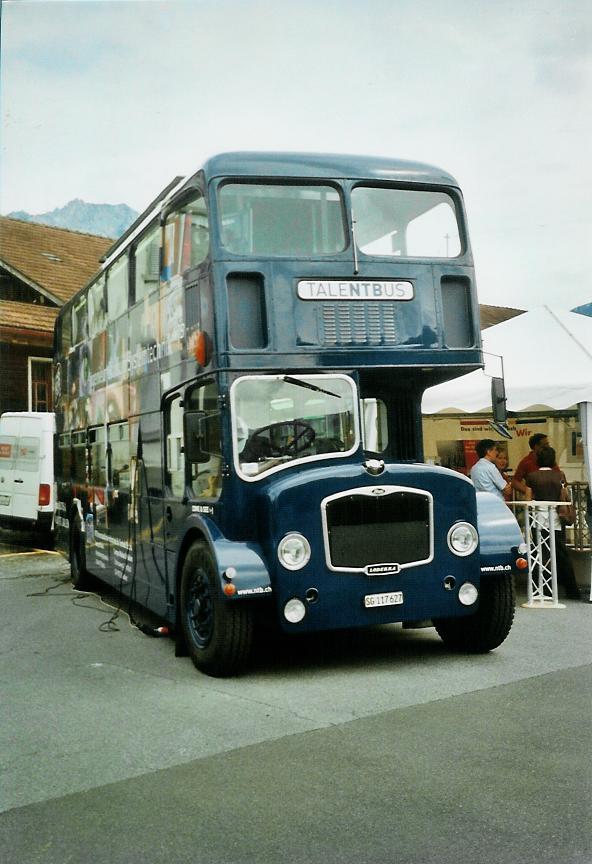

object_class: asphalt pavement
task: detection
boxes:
[0,530,590,864]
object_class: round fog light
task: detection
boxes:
[458,582,479,606]
[278,533,311,570]
[284,597,306,623]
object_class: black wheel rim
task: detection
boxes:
[186,565,214,649]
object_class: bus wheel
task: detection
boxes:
[180,541,253,677]
[69,523,91,590]
[433,574,515,653]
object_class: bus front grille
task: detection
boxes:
[322,488,432,572]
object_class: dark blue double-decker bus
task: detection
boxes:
[53,152,524,676]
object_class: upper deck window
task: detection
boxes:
[218,183,346,257]
[162,193,209,282]
[71,295,87,346]
[88,275,107,337]
[58,308,72,354]
[351,187,462,259]
[134,223,161,302]
[107,254,129,322]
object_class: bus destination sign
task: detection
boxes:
[297,279,414,301]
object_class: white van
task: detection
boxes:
[0,412,56,538]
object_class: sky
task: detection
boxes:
[1,0,591,311]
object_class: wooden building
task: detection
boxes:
[0,217,111,413]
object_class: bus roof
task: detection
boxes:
[201,151,460,187]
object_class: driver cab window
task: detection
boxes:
[166,395,185,497]
[185,381,222,499]
[232,374,358,480]
[361,398,388,453]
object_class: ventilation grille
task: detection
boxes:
[321,303,398,345]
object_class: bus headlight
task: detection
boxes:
[278,533,311,570]
[447,522,478,557]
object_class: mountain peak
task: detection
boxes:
[7,200,139,239]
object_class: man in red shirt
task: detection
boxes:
[512,433,560,495]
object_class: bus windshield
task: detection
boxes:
[232,374,358,479]
[218,183,346,257]
[351,186,461,258]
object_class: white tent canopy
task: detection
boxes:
[422,306,592,415]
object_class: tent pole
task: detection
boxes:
[578,402,592,602]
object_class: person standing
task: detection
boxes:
[470,439,511,501]
[494,448,513,502]
[525,446,581,600]
[512,433,559,495]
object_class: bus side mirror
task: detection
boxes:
[491,377,507,424]
[183,411,210,464]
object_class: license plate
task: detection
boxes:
[0,494,10,506]
[364,591,404,609]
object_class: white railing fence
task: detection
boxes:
[510,501,567,608]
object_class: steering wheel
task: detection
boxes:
[245,420,316,459]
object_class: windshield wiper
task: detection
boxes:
[282,376,342,399]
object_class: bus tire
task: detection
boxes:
[180,541,253,677]
[69,522,91,590]
[433,573,515,653]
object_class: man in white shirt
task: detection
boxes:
[470,439,511,501]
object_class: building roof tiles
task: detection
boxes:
[0,299,59,333]
[0,216,111,305]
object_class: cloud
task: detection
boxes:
[532,8,592,92]
[1,0,590,309]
